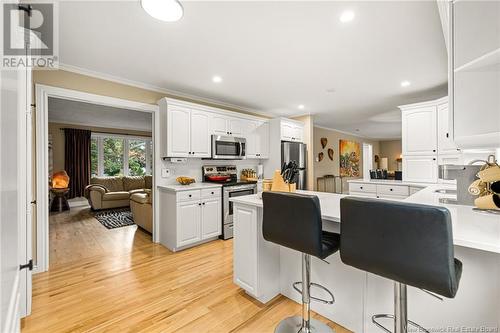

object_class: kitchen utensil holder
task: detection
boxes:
[271,170,296,193]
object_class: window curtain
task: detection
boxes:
[64,128,91,198]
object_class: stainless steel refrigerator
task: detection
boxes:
[281,141,307,190]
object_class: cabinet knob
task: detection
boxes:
[202,202,206,205]
[211,192,214,194]
[390,188,393,191]
[433,158,436,161]
[360,186,363,190]
[446,133,449,138]
[432,149,436,153]
[198,203,201,206]
[189,194,192,197]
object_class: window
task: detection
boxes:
[91,133,152,177]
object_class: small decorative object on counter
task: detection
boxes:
[262,179,273,192]
[471,155,500,212]
[176,176,196,185]
[241,168,258,181]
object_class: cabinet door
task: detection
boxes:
[177,201,201,247]
[292,124,304,142]
[281,122,294,141]
[245,121,259,158]
[201,199,221,239]
[257,122,270,159]
[167,106,191,157]
[402,107,437,156]
[403,156,438,183]
[211,115,229,135]
[228,118,244,136]
[190,110,211,157]
[437,102,460,154]
[233,205,258,295]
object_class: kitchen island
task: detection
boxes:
[230,185,500,333]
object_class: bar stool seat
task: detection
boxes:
[263,191,339,333]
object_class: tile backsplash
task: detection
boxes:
[160,158,261,185]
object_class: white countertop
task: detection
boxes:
[157,183,222,192]
[230,185,500,254]
[347,179,429,187]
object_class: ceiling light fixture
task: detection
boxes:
[141,0,184,22]
[212,76,222,83]
[401,80,411,87]
[339,10,355,23]
[298,104,305,110]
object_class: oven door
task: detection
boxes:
[223,185,256,238]
[212,135,246,159]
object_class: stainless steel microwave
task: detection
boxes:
[211,135,246,160]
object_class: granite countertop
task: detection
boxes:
[157,183,223,192]
[230,185,500,255]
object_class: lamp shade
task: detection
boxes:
[380,157,388,170]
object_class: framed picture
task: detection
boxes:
[339,140,360,177]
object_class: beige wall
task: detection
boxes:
[49,122,152,175]
[379,140,402,171]
[292,115,314,190]
[313,126,380,190]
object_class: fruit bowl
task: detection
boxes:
[176,177,196,185]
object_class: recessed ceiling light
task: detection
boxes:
[298,104,305,110]
[141,0,183,22]
[401,80,411,87]
[212,76,222,83]
[340,10,355,23]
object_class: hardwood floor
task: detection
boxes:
[22,207,351,333]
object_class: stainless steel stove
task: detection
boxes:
[202,165,257,239]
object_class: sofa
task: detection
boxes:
[85,175,152,210]
[130,191,152,233]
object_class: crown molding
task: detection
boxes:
[57,63,272,118]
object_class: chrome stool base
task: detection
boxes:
[275,316,334,333]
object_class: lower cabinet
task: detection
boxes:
[233,203,280,303]
[349,182,425,200]
[403,156,438,183]
[159,187,221,252]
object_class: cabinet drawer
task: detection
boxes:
[349,183,376,194]
[201,188,221,199]
[377,185,409,196]
[177,190,201,202]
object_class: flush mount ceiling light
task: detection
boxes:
[298,104,305,110]
[401,80,411,87]
[212,76,222,83]
[339,10,355,23]
[141,0,183,22]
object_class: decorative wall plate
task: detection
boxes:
[321,138,328,149]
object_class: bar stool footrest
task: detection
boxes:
[372,314,430,333]
[293,281,335,304]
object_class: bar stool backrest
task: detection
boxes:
[262,192,324,258]
[340,197,461,298]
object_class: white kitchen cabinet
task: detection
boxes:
[210,114,245,137]
[349,182,411,199]
[177,201,202,247]
[159,186,222,252]
[403,156,438,183]
[190,110,211,157]
[437,100,460,155]
[165,105,191,157]
[281,120,304,142]
[159,101,211,158]
[233,203,280,303]
[401,106,437,156]
[201,198,221,239]
[246,121,270,159]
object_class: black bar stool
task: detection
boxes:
[339,197,463,333]
[262,192,340,333]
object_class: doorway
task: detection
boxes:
[35,85,159,273]
[363,143,373,180]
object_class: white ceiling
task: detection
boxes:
[58,1,448,139]
[48,97,153,132]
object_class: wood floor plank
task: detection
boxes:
[21,206,352,333]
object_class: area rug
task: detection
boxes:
[94,208,135,229]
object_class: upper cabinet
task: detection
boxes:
[160,103,211,158]
[246,121,269,159]
[210,115,244,137]
[401,104,437,156]
[281,120,304,142]
[450,0,500,149]
[159,98,269,159]
[437,99,460,155]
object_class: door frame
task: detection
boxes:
[35,84,160,273]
